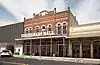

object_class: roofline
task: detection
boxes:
[0,21,23,27]
[77,22,100,27]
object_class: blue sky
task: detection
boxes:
[0,0,100,26]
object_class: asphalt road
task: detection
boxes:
[0,57,99,65]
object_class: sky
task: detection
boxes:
[0,0,100,26]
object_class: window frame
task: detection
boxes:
[47,24,52,32]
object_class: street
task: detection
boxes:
[0,57,99,65]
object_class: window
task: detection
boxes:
[57,24,61,34]
[42,25,46,32]
[63,23,67,34]
[25,28,28,34]
[48,25,52,31]
[29,28,32,33]
[36,27,39,32]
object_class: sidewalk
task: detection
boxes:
[13,55,100,64]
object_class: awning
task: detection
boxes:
[15,35,68,41]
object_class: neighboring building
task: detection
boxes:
[70,22,100,58]
[0,22,23,53]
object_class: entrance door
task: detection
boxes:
[94,46,100,58]
[59,45,63,57]
[41,45,46,56]
[47,45,50,56]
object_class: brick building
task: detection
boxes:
[15,7,78,57]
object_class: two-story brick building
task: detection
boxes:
[15,7,78,57]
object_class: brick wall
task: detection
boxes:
[23,9,70,36]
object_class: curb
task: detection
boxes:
[13,55,100,64]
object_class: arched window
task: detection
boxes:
[47,24,52,31]
[57,24,61,34]
[42,25,46,32]
[36,26,39,32]
[63,23,66,34]
[29,27,32,33]
[25,28,28,34]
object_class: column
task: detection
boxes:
[68,38,72,57]
[46,42,47,56]
[24,42,27,55]
[58,41,59,56]
[80,42,82,58]
[50,38,52,56]
[30,40,32,55]
[63,37,65,57]
[90,42,93,58]
[39,39,41,56]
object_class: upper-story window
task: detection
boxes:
[63,23,67,34]
[36,26,40,33]
[29,27,32,33]
[57,23,61,35]
[42,25,46,32]
[47,24,52,31]
[25,28,28,34]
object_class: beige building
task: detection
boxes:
[70,22,100,58]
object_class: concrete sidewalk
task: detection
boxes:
[13,55,100,64]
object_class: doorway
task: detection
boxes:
[7,46,14,53]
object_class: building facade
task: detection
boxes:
[15,7,100,59]
[0,22,23,53]
[15,7,77,57]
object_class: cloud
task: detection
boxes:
[0,0,68,26]
[71,0,100,24]
[0,0,47,21]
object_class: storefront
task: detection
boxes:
[93,41,100,58]
[19,37,68,57]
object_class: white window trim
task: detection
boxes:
[36,26,40,32]
[56,23,62,35]
[47,24,52,31]
[62,22,67,35]
[41,25,46,32]
[29,27,33,33]
[24,27,29,34]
